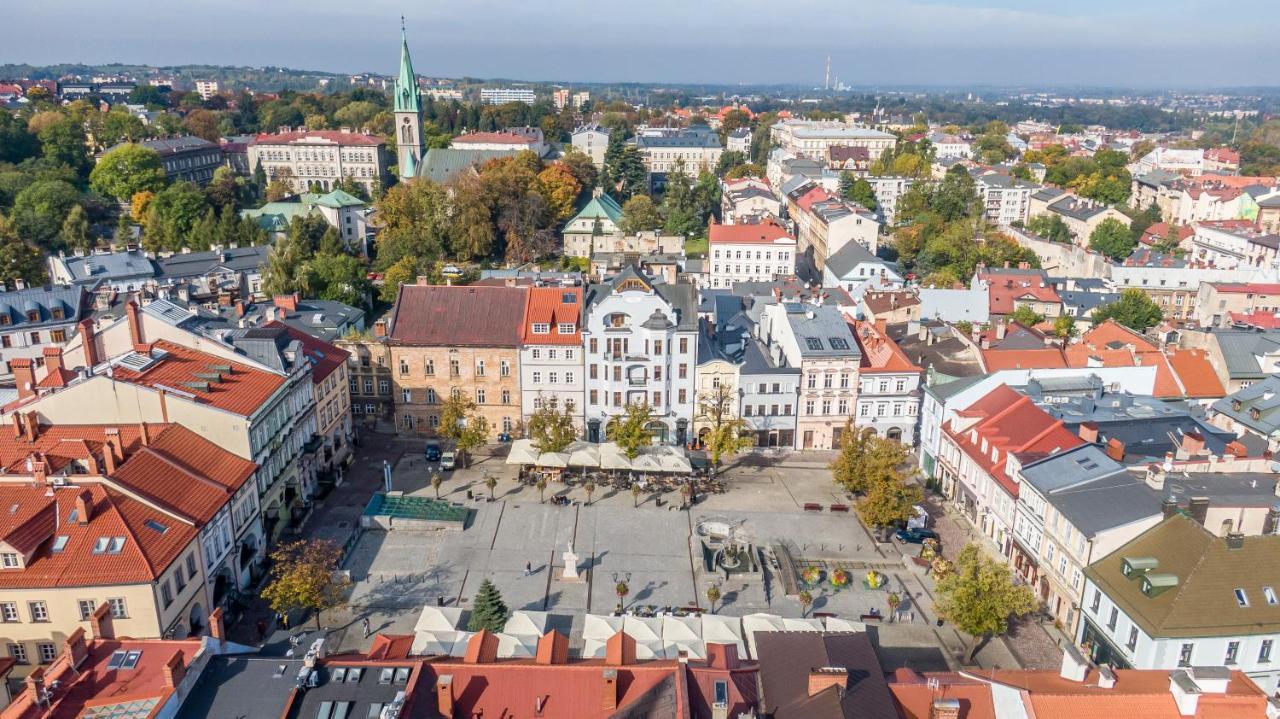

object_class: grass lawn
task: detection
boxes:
[684,236,708,258]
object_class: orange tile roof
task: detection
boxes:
[851,321,921,373]
[978,271,1061,314]
[990,668,1267,719]
[708,219,794,245]
[521,286,582,345]
[946,387,1082,497]
[982,347,1067,371]
[264,321,350,383]
[1210,282,1280,295]
[109,340,285,416]
[890,682,995,719]
[110,425,256,524]
[1065,321,1224,399]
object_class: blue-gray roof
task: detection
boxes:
[1059,290,1121,315]
[0,285,85,329]
[1208,330,1280,380]
[419,148,519,184]
[633,126,720,149]
[1211,374,1280,436]
[784,304,860,359]
[824,242,885,279]
[155,246,270,280]
[1019,445,1159,538]
[58,249,156,284]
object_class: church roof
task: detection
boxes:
[394,27,421,114]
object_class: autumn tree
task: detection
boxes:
[375,179,451,269]
[935,543,1037,662]
[705,584,722,614]
[183,109,222,143]
[260,539,350,630]
[261,234,312,296]
[0,214,47,286]
[696,384,753,469]
[90,144,168,201]
[857,467,924,530]
[619,195,661,235]
[439,394,489,467]
[526,404,576,453]
[607,401,654,460]
[535,164,582,223]
[829,423,910,495]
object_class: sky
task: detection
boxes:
[4,0,1280,88]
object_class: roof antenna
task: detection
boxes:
[401,14,406,32]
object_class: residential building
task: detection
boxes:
[520,287,585,433]
[769,119,897,162]
[972,170,1037,225]
[247,128,388,194]
[563,190,625,258]
[1053,276,1120,331]
[571,124,609,167]
[1031,192,1130,242]
[1178,328,1280,393]
[975,264,1062,319]
[480,87,536,105]
[707,219,796,288]
[591,251,685,285]
[928,131,973,159]
[973,321,1068,372]
[720,177,781,225]
[229,294,364,343]
[584,232,684,258]
[1111,261,1267,322]
[0,420,257,674]
[823,243,902,295]
[150,245,271,302]
[1064,321,1225,401]
[47,247,156,292]
[733,313,800,449]
[760,302,860,450]
[194,79,219,99]
[336,326,393,429]
[694,313,742,445]
[1259,193,1280,234]
[582,267,698,445]
[1131,147,1207,176]
[1209,375,1280,453]
[726,127,751,154]
[864,176,915,226]
[267,322,352,479]
[1195,282,1280,328]
[859,290,918,325]
[100,137,223,186]
[850,320,920,442]
[243,189,370,254]
[917,284,991,325]
[388,283,526,440]
[785,182,880,269]
[632,125,723,177]
[0,284,86,379]
[754,631,898,719]
[1190,221,1280,271]
[451,129,547,156]
[1079,514,1280,694]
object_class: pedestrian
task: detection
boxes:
[362,617,371,638]
[256,619,267,640]
[525,561,532,576]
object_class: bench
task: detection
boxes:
[829,504,850,513]
[859,613,883,623]
[803,503,823,512]
[813,611,837,619]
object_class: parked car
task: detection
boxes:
[440,451,457,470]
[424,443,442,462]
[894,528,940,545]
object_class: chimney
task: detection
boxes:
[23,668,44,702]
[12,358,35,400]
[104,427,123,463]
[234,300,246,318]
[125,300,145,351]
[73,490,91,524]
[1105,437,1126,462]
[1146,464,1167,491]
[605,630,636,666]
[930,698,961,719]
[1180,431,1205,457]
[42,347,63,376]
[996,321,1007,339]
[1264,504,1280,535]
[139,422,150,447]
[24,412,38,442]
[601,669,619,711]
[416,275,431,286]
[1078,422,1099,444]
[373,319,387,338]
[1097,664,1117,689]
[436,675,454,719]
[10,414,19,439]
[209,607,225,643]
[273,293,298,313]
[1059,645,1089,682]
[162,650,186,689]
[1226,532,1245,550]
[808,667,847,697]
[1188,497,1210,526]
[62,627,88,669]
[980,336,990,350]
[79,319,99,367]
[90,602,114,640]
[31,459,46,486]
[1162,495,1180,519]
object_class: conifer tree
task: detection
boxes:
[467,579,509,633]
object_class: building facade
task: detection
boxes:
[707,219,796,289]
[759,303,860,450]
[247,129,389,195]
[520,287,585,434]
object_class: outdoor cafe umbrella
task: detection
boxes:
[506,439,540,465]
[536,451,570,468]
[652,446,693,473]
[600,443,632,471]
[630,450,663,473]
[566,441,602,468]
[661,614,706,660]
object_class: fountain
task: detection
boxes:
[696,517,762,579]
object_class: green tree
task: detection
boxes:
[11,179,81,249]
[716,151,747,177]
[696,384,753,469]
[858,470,924,530]
[830,423,911,495]
[559,150,598,192]
[705,584,722,614]
[844,176,878,211]
[935,543,1037,662]
[526,404,577,453]
[607,401,654,460]
[535,164,582,223]
[261,234,313,296]
[607,145,647,201]
[260,539,350,630]
[1025,214,1071,244]
[467,579,509,633]
[374,179,450,269]
[143,181,210,252]
[37,116,92,179]
[60,204,92,251]
[1088,218,1136,261]
[0,214,48,286]
[619,194,662,235]
[379,255,419,303]
[1092,289,1164,332]
[1008,305,1044,327]
[304,251,370,307]
[90,144,167,201]
[1053,314,1077,339]
[440,394,490,467]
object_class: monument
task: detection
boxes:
[561,541,581,582]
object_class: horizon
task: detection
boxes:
[5,0,1280,89]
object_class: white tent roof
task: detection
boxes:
[496,632,537,658]
[600,443,632,470]
[782,617,825,632]
[661,614,703,641]
[503,610,549,638]
[741,614,786,659]
[410,629,472,657]
[645,445,693,473]
[700,614,746,656]
[633,639,666,660]
[566,441,601,468]
[537,451,570,468]
[662,638,707,661]
[581,638,609,659]
[506,439,540,465]
[822,617,867,632]
[630,452,663,472]
[413,606,464,633]
[583,613,625,642]
[623,615,664,642]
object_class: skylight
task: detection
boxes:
[828,337,850,350]
[805,337,823,351]
[144,520,168,534]
[1235,588,1250,607]
[1266,587,1278,605]
[51,536,68,553]
[106,650,141,669]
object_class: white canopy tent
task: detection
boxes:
[537,451,570,468]
[412,606,464,633]
[645,445,693,473]
[410,629,473,657]
[700,614,747,657]
[496,632,538,658]
[661,613,707,660]
[623,615,667,659]
[741,613,786,659]
[566,441,601,468]
[600,443,633,471]
[782,617,825,632]
[503,610,549,638]
[506,439,540,465]
[822,617,867,632]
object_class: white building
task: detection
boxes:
[1189,221,1280,271]
[247,128,389,194]
[785,182,881,269]
[849,320,920,442]
[823,242,902,295]
[927,132,972,159]
[726,128,751,154]
[769,120,897,163]
[972,171,1037,226]
[571,124,610,167]
[451,129,547,156]
[480,87,536,105]
[1079,514,1280,694]
[864,176,915,227]
[194,79,219,100]
[720,177,781,225]
[581,267,698,446]
[633,126,724,176]
[707,219,796,289]
[520,287,585,434]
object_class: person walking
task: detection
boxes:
[525,561,532,576]
[362,617,371,638]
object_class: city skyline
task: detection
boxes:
[4,0,1280,88]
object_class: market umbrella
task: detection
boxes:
[413,606,464,633]
[506,439,540,465]
[536,451,570,468]
[661,614,706,660]
[566,441,601,468]
[631,450,663,473]
[600,443,632,471]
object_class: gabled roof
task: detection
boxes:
[522,286,582,345]
[264,321,350,383]
[708,219,793,245]
[824,242,885,278]
[452,131,539,146]
[1066,321,1224,399]
[948,386,1082,496]
[108,340,286,417]
[754,631,896,719]
[418,148,519,184]
[568,191,625,227]
[389,285,528,347]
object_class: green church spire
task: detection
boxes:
[395,18,421,114]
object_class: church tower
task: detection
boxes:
[394,20,424,180]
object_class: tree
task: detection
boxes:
[607,145,647,201]
[1052,314,1077,339]
[431,472,443,499]
[844,177,878,211]
[130,191,155,228]
[11,180,81,249]
[304,251,370,307]
[829,423,910,495]
[615,580,630,610]
[857,469,924,530]
[1008,305,1044,328]
[467,579,509,633]
[143,181,210,252]
[261,234,312,296]
[535,164,582,223]
[484,474,498,500]
[37,116,92,179]
[705,584,722,614]
[90,144,167,201]
[1026,214,1071,244]
[379,255,419,303]
[619,195,662,235]
[440,394,489,467]
[60,204,92,251]
[798,590,813,618]
[1088,218,1136,261]
[607,402,653,460]
[559,150,598,192]
[447,173,496,261]
[887,592,903,622]
[260,539,350,630]
[265,179,293,202]
[1092,289,1164,332]
[0,214,48,286]
[935,543,1037,662]
[715,151,747,177]
[526,404,576,453]
[696,384,753,469]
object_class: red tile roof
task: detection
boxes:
[108,340,285,417]
[1209,282,1280,295]
[708,219,794,245]
[521,287,582,345]
[978,271,1061,315]
[252,129,384,146]
[947,386,1082,497]
[1139,223,1192,246]
[1065,321,1224,399]
[1228,310,1280,329]
[982,348,1067,371]
[390,285,528,347]
[851,321,920,373]
[110,424,256,524]
[264,321,350,383]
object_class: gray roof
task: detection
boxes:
[1209,330,1280,380]
[1211,374,1280,435]
[584,265,697,332]
[1059,289,1121,315]
[104,135,218,158]
[1044,393,1236,465]
[224,325,297,372]
[1135,169,1181,188]
[0,285,85,329]
[823,242,884,279]
[783,303,860,359]
[1020,445,1159,538]
[741,335,797,376]
[177,655,302,719]
[926,373,988,401]
[1050,197,1113,222]
[230,299,365,343]
[918,287,989,324]
[58,249,156,284]
[419,148,519,184]
[155,246,270,280]
[633,125,720,149]
[1031,187,1066,203]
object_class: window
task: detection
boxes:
[565,372,574,384]
[28,602,47,622]
[1126,626,1138,651]
[1266,587,1278,605]
[476,389,486,404]
[805,400,815,416]
[590,364,598,379]
[449,359,460,377]
[840,373,850,388]
[590,390,598,405]
[589,338,598,354]
[402,389,412,403]
[161,581,173,607]
[1262,640,1274,664]
[532,372,541,384]
[399,360,409,376]
[1178,643,1193,667]
[679,338,688,353]
[425,359,435,376]
[78,599,95,621]
[821,400,831,415]
[1107,607,1118,630]
[654,340,663,355]
[426,389,437,403]
[807,374,816,389]
[549,372,558,384]
[744,405,753,416]
[476,360,485,377]
[532,323,551,334]
[0,603,17,622]
[532,349,542,360]
[1226,641,1240,664]
[678,389,687,404]
[501,390,510,404]
[9,644,26,665]
[108,598,128,619]
[678,364,688,379]
[823,374,833,389]
[1236,588,1250,607]
[500,360,510,376]
[558,323,575,334]
[187,554,197,580]
[379,380,390,394]
[37,642,55,664]
[0,553,17,568]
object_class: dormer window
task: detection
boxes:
[0,553,17,568]
[557,323,575,334]
[25,311,37,323]
[532,323,551,334]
